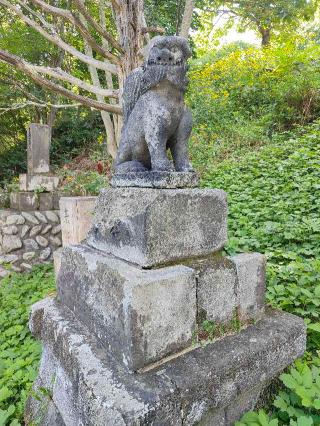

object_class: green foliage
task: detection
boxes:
[199,114,320,425]
[50,109,105,167]
[188,35,320,173]
[209,0,318,43]
[236,409,279,426]
[236,359,320,425]
[200,121,320,349]
[60,169,108,196]
[0,265,55,424]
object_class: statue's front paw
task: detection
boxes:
[175,163,194,172]
[152,160,174,172]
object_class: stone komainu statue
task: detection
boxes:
[114,36,194,173]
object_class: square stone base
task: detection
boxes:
[110,171,200,189]
[10,192,60,211]
[87,187,228,268]
[25,298,305,426]
[19,174,60,192]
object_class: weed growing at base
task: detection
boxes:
[0,264,55,425]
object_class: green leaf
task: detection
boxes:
[0,387,12,403]
[281,373,298,390]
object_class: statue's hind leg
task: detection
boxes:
[114,132,147,173]
[171,108,193,172]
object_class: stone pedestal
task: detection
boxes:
[25,186,306,425]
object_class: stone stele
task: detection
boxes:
[27,123,51,174]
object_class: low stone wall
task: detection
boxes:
[0,209,62,277]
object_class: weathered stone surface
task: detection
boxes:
[52,224,61,235]
[87,188,228,268]
[21,225,30,238]
[26,298,306,426]
[2,225,18,235]
[21,262,32,271]
[23,252,36,261]
[22,212,39,225]
[41,224,52,235]
[111,171,199,189]
[40,247,51,261]
[0,266,9,278]
[53,249,62,277]
[36,235,49,248]
[49,236,61,247]
[30,225,42,237]
[34,211,47,223]
[2,235,22,253]
[115,37,193,175]
[39,193,54,210]
[6,214,25,225]
[24,239,39,251]
[59,197,97,246]
[19,174,60,192]
[195,256,237,324]
[57,245,196,370]
[231,253,266,321]
[0,254,19,264]
[45,211,59,223]
[53,192,61,210]
[10,192,39,211]
[27,123,51,174]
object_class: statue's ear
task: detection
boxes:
[143,36,162,60]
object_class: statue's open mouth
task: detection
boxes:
[147,59,186,67]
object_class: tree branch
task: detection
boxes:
[0,0,118,74]
[29,0,121,65]
[0,50,122,114]
[72,0,125,54]
[141,26,165,34]
[0,101,81,116]
[33,65,119,98]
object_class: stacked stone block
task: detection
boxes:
[0,210,62,275]
[25,182,306,425]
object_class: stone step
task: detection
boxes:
[26,297,306,426]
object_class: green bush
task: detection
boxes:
[188,34,320,171]
[236,359,320,425]
[0,265,55,425]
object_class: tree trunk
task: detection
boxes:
[259,27,271,47]
[179,0,195,38]
[114,0,146,85]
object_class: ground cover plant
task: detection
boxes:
[200,121,320,424]
[0,265,55,425]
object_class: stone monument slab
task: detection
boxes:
[87,187,228,268]
[27,123,51,174]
